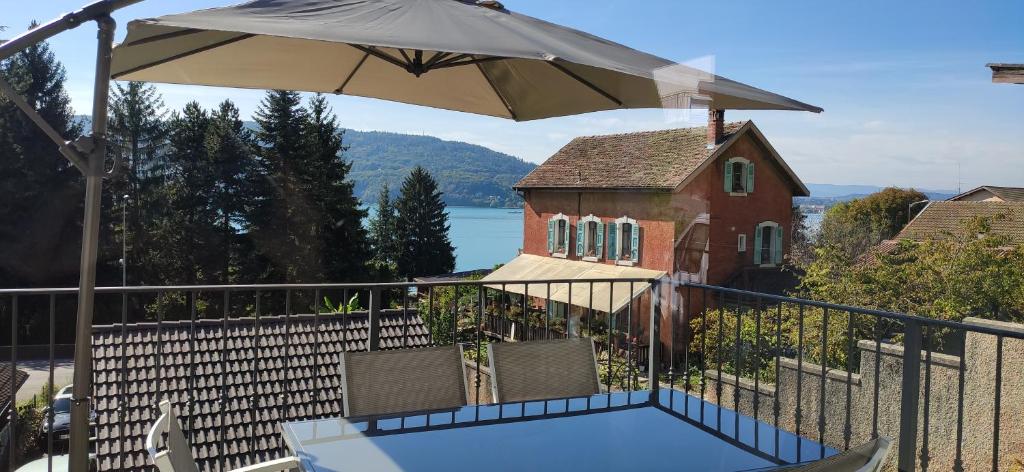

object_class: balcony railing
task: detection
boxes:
[1,278,1022,471]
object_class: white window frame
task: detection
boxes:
[726,156,751,196]
[755,220,780,267]
[614,215,639,266]
[579,214,602,262]
[737,233,747,252]
[550,213,571,258]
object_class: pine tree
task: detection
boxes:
[249,90,311,283]
[206,100,256,284]
[303,94,369,282]
[369,183,399,262]
[395,166,456,279]
[104,81,167,286]
[0,29,83,287]
[155,102,216,285]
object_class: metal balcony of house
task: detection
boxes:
[2,279,1022,472]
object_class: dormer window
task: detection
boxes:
[576,215,603,261]
[547,213,571,258]
[724,157,754,195]
[609,216,640,266]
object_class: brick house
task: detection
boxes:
[484,111,808,347]
[948,185,1024,203]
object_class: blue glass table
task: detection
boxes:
[281,390,837,471]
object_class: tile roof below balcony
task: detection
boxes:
[90,309,429,471]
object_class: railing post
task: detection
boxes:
[368,287,382,351]
[648,278,661,397]
[897,319,922,472]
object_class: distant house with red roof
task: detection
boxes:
[484,111,808,348]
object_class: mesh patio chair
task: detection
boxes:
[748,437,892,472]
[340,345,470,417]
[146,400,300,472]
[488,337,602,403]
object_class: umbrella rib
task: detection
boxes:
[335,51,370,94]
[547,61,623,107]
[350,44,409,71]
[432,56,505,70]
[112,33,256,79]
[476,63,517,121]
[422,52,452,69]
[120,28,203,48]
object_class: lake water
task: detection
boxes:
[365,206,524,272]
[448,207,524,271]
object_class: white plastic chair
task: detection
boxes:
[146,400,301,472]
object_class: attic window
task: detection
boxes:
[724,157,754,195]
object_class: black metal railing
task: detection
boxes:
[2,278,1022,471]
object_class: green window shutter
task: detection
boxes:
[775,226,784,264]
[595,222,604,259]
[607,222,618,260]
[576,222,585,257]
[746,162,755,193]
[753,225,763,265]
[724,160,733,193]
[548,219,557,251]
[564,219,572,254]
[631,223,640,261]
[547,219,555,253]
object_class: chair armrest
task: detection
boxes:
[229,456,302,472]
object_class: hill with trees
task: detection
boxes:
[341,130,534,208]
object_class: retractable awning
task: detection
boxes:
[482,254,666,313]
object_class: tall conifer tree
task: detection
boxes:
[395,166,455,279]
[369,182,399,267]
[250,90,310,282]
[303,94,368,281]
[206,100,256,283]
[104,81,167,286]
[0,29,83,287]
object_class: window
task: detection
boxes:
[576,215,603,260]
[724,157,754,194]
[547,213,571,257]
[754,221,784,266]
[731,162,745,192]
[737,233,747,252]
[609,216,640,265]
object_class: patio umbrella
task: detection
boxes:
[111,0,822,121]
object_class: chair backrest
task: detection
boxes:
[765,437,892,472]
[488,337,601,403]
[146,400,199,472]
[340,345,470,417]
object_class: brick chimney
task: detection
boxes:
[707,109,725,148]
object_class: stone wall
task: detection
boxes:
[702,317,1023,471]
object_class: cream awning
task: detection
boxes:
[482,254,666,313]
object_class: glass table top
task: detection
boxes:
[281,389,837,472]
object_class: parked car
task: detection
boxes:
[37,387,96,446]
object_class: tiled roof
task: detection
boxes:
[897,201,1024,244]
[91,309,429,471]
[1,365,29,411]
[950,186,1024,202]
[514,122,746,190]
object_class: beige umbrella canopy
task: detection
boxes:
[111,0,822,121]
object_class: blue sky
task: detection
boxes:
[3,0,1022,190]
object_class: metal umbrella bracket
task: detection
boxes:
[0,1,142,470]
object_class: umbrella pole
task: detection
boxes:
[68,15,116,472]
[0,2,141,470]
